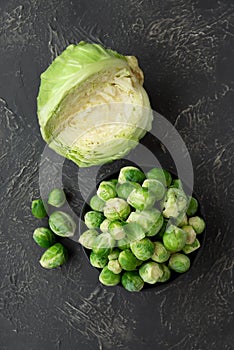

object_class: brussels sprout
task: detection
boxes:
[170,179,183,190]
[146,167,172,187]
[33,227,56,248]
[100,219,111,232]
[151,242,170,263]
[118,249,141,271]
[130,238,154,261]
[123,222,145,243]
[84,211,105,229]
[182,225,196,244]
[108,260,122,274]
[189,216,205,234]
[139,262,163,284]
[177,214,188,227]
[48,188,66,208]
[108,249,121,260]
[104,198,130,221]
[99,266,121,286]
[162,188,188,219]
[31,199,47,219]
[108,221,126,240]
[121,271,144,292]
[92,233,115,257]
[186,197,198,216]
[89,195,105,212]
[49,211,76,237]
[97,181,117,201]
[118,166,145,184]
[127,187,156,211]
[79,229,99,249]
[163,225,187,252]
[90,251,108,268]
[169,253,190,273]
[116,181,141,199]
[117,238,130,250]
[39,243,68,269]
[158,264,171,282]
[142,179,166,201]
[183,238,201,254]
[127,208,163,237]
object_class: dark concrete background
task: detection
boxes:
[0,0,233,349]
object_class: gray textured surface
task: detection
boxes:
[0,0,234,349]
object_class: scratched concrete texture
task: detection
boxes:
[0,0,233,349]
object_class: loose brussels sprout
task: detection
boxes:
[170,179,183,190]
[151,242,170,263]
[33,227,56,248]
[97,181,117,201]
[116,181,141,199]
[104,198,130,221]
[158,264,171,282]
[100,218,111,232]
[108,260,122,274]
[92,233,115,257]
[39,243,68,269]
[84,211,105,229]
[146,167,172,187]
[169,253,190,273]
[90,251,108,268]
[108,249,121,260]
[48,188,66,208]
[121,271,144,292]
[130,238,154,261]
[89,195,105,212]
[163,225,187,252]
[118,166,145,184]
[183,238,201,254]
[123,222,145,243]
[127,208,163,237]
[182,225,196,244]
[139,262,163,284]
[49,211,76,237]
[99,266,121,286]
[177,214,188,227]
[118,249,141,271]
[79,229,99,249]
[142,179,166,201]
[127,187,156,211]
[117,238,130,250]
[189,216,205,234]
[31,199,47,219]
[162,188,188,219]
[186,197,198,216]
[108,221,126,240]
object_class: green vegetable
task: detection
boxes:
[121,271,144,292]
[170,179,183,190]
[118,166,145,184]
[127,187,156,211]
[97,181,117,201]
[108,221,126,240]
[130,238,154,261]
[163,225,187,252]
[116,181,141,199]
[127,208,163,237]
[158,264,171,282]
[100,218,111,232]
[142,179,166,201]
[139,262,163,284]
[169,253,190,273]
[99,266,121,286]
[90,251,108,268]
[49,211,76,237]
[33,227,56,248]
[110,179,118,186]
[31,199,47,219]
[37,42,152,168]
[182,225,196,244]
[108,249,121,260]
[189,216,205,234]
[92,233,115,257]
[186,197,198,216]
[177,214,188,227]
[84,211,105,229]
[108,260,122,274]
[79,229,99,249]
[118,249,141,271]
[183,238,201,254]
[104,198,130,221]
[123,222,145,242]
[89,195,105,212]
[48,188,66,208]
[151,242,170,263]
[117,238,130,250]
[39,243,67,269]
[162,188,188,219]
[146,168,172,187]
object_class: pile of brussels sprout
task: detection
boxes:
[79,166,205,292]
[31,189,76,269]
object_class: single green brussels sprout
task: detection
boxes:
[48,188,66,208]
[142,179,166,201]
[90,251,108,268]
[116,181,141,199]
[170,179,183,190]
[39,243,68,269]
[79,229,99,249]
[186,197,198,216]
[118,166,145,184]
[104,198,130,221]
[89,195,105,212]
[100,218,111,232]
[182,225,196,244]
[117,237,130,250]
[127,187,156,211]
[31,199,47,219]
[121,271,144,292]
[139,261,163,284]
[162,188,188,219]
[33,227,56,248]
[151,242,170,263]
[163,225,187,252]
[108,249,121,260]
[169,253,190,273]
[130,238,154,261]
[108,260,122,274]
[97,181,117,201]
[123,222,145,243]
[92,233,115,257]
[49,211,76,237]
[84,211,105,229]
[177,214,188,227]
[108,221,126,240]
[99,266,121,286]
[183,238,201,254]
[118,249,141,271]
[127,208,163,237]
[189,216,205,234]
[146,167,172,187]
[158,264,171,282]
